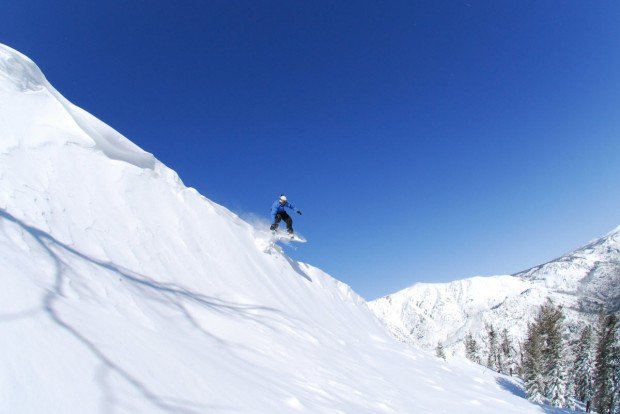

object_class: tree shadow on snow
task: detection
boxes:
[495,377,576,413]
[0,208,292,414]
[495,377,526,399]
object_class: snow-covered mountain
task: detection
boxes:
[0,43,572,413]
[369,226,620,356]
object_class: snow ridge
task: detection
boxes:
[0,42,571,413]
[0,44,156,169]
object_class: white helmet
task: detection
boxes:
[279,195,287,202]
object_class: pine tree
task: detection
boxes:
[594,313,619,414]
[523,321,545,403]
[464,332,481,364]
[436,341,446,360]
[573,325,595,408]
[565,370,576,411]
[500,328,516,376]
[517,341,525,378]
[545,335,569,407]
[540,301,568,407]
[521,300,572,407]
[486,323,501,372]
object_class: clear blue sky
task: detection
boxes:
[3,1,619,299]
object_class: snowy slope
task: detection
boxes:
[0,43,569,413]
[370,227,620,356]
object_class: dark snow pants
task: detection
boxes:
[273,212,293,233]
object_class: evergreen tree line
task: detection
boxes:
[464,324,518,377]
[462,300,620,412]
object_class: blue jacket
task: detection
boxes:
[271,200,297,221]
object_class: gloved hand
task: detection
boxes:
[297,210,302,215]
[270,224,276,231]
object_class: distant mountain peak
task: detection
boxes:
[607,225,620,237]
[370,225,620,356]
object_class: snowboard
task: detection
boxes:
[271,231,307,244]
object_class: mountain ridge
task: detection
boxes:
[370,226,620,355]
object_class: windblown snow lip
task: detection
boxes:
[0,43,156,170]
[0,44,47,92]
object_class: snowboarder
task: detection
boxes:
[270,195,302,235]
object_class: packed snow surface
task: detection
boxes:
[0,43,571,413]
